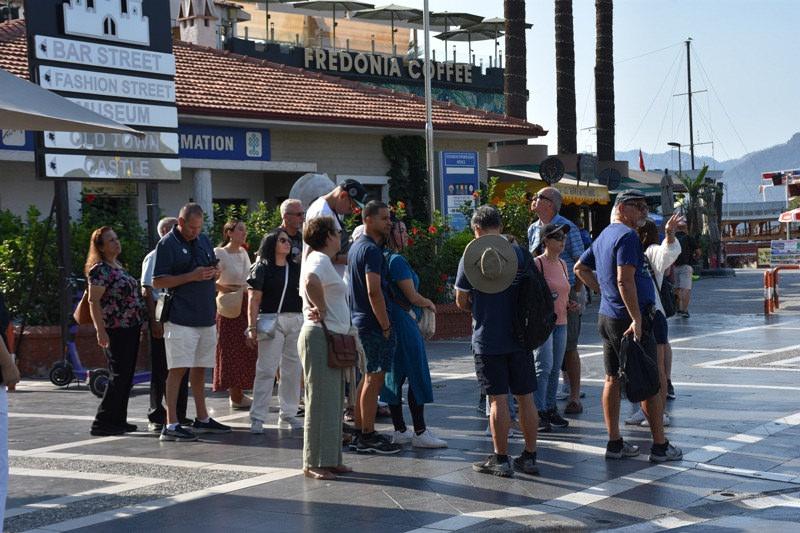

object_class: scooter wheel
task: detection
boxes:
[49,362,74,387]
[89,369,110,398]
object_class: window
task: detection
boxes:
[103,16,116,36]
[120,0,128,14]
[87,0,95,8]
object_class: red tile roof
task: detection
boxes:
[0,20,546,137]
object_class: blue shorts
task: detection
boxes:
[652,310,669,345]
[359,329,397,374]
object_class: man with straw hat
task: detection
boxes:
[455,205,540,478]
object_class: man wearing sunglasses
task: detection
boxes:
[279,198,305,263]
[527,187,586,420]
[574,190,682,463]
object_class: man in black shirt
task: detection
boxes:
[673,223,700,318]
[279,199,304,263]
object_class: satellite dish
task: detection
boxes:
[597,168,622,191]
[539,157,565,185]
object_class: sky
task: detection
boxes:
[401,0,800,163]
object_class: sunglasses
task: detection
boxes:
[546,232,565,241]
[534,194,553,204]
[278,237,290,244]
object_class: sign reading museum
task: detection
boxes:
[24,0,180,182]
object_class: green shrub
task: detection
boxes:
[210,201,282,252]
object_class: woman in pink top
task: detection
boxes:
[533,223,580,432]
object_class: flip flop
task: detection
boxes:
[304,468,336,480]
[328,464,352,474]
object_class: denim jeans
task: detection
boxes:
[534,325,568,411]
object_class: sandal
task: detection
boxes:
[328,464,352,474]
[304,467,336,480]
[564,400,583,414]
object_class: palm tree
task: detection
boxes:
[555,0,577,154]
[678,165,709,239]
[504,0,527,120]
[595,0,615,162]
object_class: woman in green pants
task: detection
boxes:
[298,216,353,480]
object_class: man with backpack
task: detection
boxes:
[455,206,540,477]
[673,222,700,318]
[574,190,682,463]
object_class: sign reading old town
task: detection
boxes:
[25,0,180,181]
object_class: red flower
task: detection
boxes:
[440,273,449,281]
[472,191,480,199]
[407,237,415,246]
[397,201,406,209]
[353,207,362,215]
[436,286,445,293]
[428,225,437,234]
[85,194,96,204]
[411,227,420,235]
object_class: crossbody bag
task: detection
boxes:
[256,264,289,341]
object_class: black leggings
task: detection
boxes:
[389,386,426,434]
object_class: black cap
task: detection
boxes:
[340,179,368,208]
[614,189,647,206]
[542,222,570,239]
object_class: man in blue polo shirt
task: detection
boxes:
[456,205,540,478]
[347,200,401,455]
[153,203,231,442]
[575,190,682,463]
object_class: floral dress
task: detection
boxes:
[88,262,145,329]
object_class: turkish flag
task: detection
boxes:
[638,149,646,172]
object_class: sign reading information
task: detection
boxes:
[439,151,479,232]
[178,125,271,161]
[25,0,180,181]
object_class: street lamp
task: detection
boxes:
[667,142,682,177]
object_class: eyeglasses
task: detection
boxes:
[625,202,648,212]
[546,232,565,241]
[278,237,290,244]
[287,211,305,217]
[534,194,553,204]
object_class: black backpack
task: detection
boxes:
[512,252,557,351]
[619,334,660,402]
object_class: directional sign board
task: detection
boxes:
[439,151,479,232]
[25,0,180,182]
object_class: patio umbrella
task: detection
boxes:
[352,4,421,54]
[778,208,800,223]
[660,169,675,217]
[0,67,142,134]
[463,17,532,67]
[292,1,374,50]
[435,28,501,63]
[408,12,483,62]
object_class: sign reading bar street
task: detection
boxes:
[45,131,180,155]
[39,65,176,102]
[44,153,181,181]
[34,35,175,76]
[26,0,180,182]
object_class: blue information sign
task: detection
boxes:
[178,125,270,161]
[439,151,479,231]
[0,130,35,151]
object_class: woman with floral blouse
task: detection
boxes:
[86,226,146,436]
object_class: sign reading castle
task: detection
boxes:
[24,0,180,181]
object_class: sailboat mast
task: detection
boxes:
[686,38,695,170]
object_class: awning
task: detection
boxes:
[488,167,610,206]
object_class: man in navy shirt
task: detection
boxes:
[347,200,401,454]
[575,190,682,463]
[153,203,231,442]
[455,205,539,478]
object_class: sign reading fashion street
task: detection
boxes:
[439,151,479,232]
[25,0,180,181]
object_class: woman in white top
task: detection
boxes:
[297,216,353,480]
[626,213,683,427]
[213,220,256,409]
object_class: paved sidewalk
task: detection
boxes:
[6,269,800,532]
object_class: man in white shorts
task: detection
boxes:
[153,203,231,442]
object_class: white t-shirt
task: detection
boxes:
[140,249,160,301]
[214,246,251,286]
[301,251,350,334]
[305,196,345,277]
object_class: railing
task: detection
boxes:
[763,265,800,315]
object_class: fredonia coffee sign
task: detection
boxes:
[304,48,474,84]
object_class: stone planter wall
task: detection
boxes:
[432,302,471,340]
[14,324,150,378]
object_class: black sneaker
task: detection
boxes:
[148,422,164,433]
[605,438,640,459]
[513,450,539,475]
[538,410,551,432]
[547,408,569,429]
[192,418,232,434]
[179,417,194,426]
[667,381,676,400]
[473,455,513,478]
[159,424,198,442]
[348,431,361,451]
[121,423,138,433]
[356,432,402,454]
[90,425,125,437]
[649,440,683,463]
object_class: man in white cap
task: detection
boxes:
[455,205,540,478]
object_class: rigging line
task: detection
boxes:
[651,52,685,159]
[615,41,684,64]
[579,77,594,130]
[693,100,732,162]
[691,46,749,154]
[623,48,683,150]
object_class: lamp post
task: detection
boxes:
[668,141,682,177]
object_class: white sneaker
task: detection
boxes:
[556,381,570,401]
[278,416,303,430]
[393,429,412,445]
[412,429,448,449]
[641,414,671,427]
[250,420,264,434]
[624,408,647,425]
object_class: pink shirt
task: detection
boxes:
[535,255,571,325]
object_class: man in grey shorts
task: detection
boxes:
[527,188,586,419]
[153,203,232,442]
[673,222,699,318]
